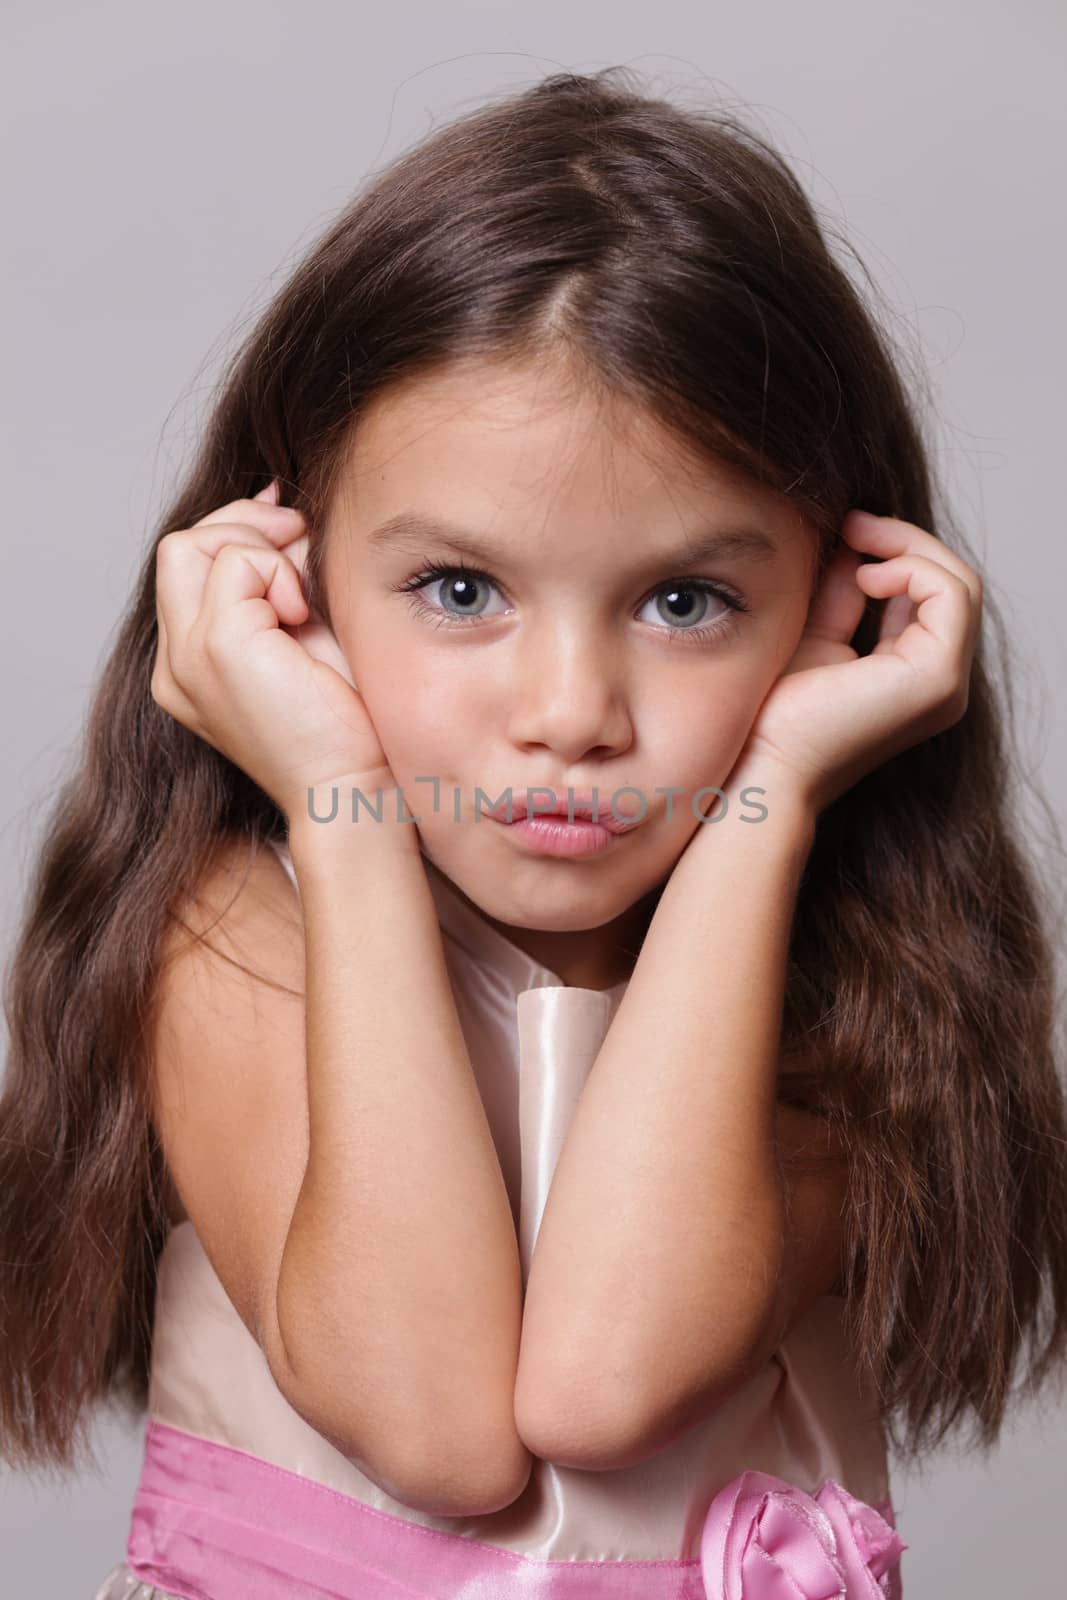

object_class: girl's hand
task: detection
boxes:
[150,479,395,820]
[724,511,983,816]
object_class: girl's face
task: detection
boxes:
[321,356,819,987]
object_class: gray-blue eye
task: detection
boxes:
[640,584,726,631]
[395,558,749,640]
[397,560,507,622]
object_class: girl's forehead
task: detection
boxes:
[336,363,793,531]
[350,373,654,477]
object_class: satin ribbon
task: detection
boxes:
[127,1420,905,1598]
[700,1470,908,1598]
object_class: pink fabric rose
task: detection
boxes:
[700,1470,908,1598]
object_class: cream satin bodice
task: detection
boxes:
[146,838,890,1562]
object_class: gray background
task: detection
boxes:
[3,3,1065,1595]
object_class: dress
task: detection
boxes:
[92,838,906,1599]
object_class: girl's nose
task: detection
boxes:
[505,624,634,764]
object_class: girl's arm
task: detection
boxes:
[514,512,981,1472]
[148,487,532,1515]
[277,805,532,1511]
[513,786,826,1471]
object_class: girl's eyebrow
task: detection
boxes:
[364,511,781,573]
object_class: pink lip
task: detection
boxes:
[491,814,627,858]
[484,789,643,835]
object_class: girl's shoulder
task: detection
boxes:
[149,835,314,1384]
[160,835,301,981]
[154,833,305,1235]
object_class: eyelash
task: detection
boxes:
[392,557,752,644]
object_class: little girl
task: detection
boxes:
[3,68,1065,1600]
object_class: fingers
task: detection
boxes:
[156,521,308,644]
[842,511,982,691]
[854,552,976,703]
[194,542,307,649]
[284,532,310,589]
[155,542,306,726]
[194,493,306,552]
[875,590,917,647]
[152,604,204,731]
[153,485,311,722]
[843,510,983,611]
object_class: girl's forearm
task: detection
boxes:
[277,800,530,1511]
[515,785,816,1460]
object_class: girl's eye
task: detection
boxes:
[392,559,751,642]
[635,583,748,641]
[396,562,509,624]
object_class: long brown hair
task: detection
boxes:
[3,66,1065,1482]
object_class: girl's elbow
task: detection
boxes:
[393,1423,534,1516]
[513,1359,649,1472]
[512,1305,780,1473]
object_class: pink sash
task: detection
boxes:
[126,1420,906,1598]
